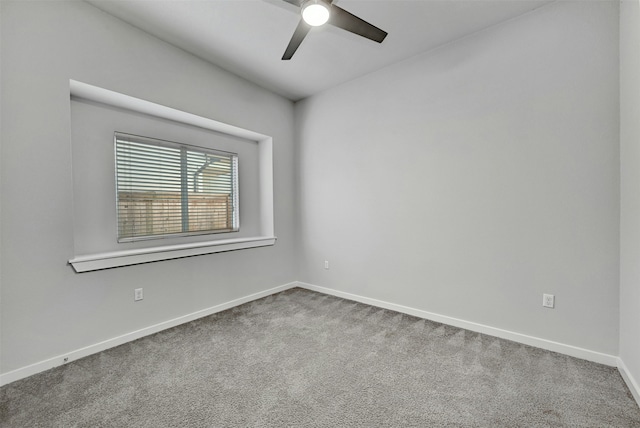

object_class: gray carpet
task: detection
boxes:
[1,287,639,427]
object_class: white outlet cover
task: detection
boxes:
[134,288,144,301]
[543,293,554,308]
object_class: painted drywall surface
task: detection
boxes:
[0,2,3,373]
[620,0,640,394]
[0,1,295,373]
[296,1,620,354]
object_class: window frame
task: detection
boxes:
[114,132,240,242]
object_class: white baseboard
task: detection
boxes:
[618,358,640,407]
[1,281,627,390]
[0,282,298,387]
[296,282,619,367]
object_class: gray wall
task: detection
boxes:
[296,1,620,355]
[0,0,631,382]
[0,1,3,372]
[620,0,640,396]
[0,1,296,373]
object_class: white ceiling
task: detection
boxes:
[87,0,554,101]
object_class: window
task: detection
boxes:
[115,132,239,242]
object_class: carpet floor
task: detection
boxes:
[1,287,639,427]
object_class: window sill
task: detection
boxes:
[68,236,277,272]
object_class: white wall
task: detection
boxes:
[620,0,640,400]
[296,1,620,355]
[0,1,296,374]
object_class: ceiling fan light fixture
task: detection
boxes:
[301,0,330,26]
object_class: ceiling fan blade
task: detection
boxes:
[328,5,387,43]
[282,19,312,60]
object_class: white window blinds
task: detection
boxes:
[115,132,239,242]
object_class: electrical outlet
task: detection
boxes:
[543,293,554,308]
[324,260,329,269]
[134,288,144,301]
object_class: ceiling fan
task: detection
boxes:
[279,0,388,60]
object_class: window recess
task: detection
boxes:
[67,80,275,273]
